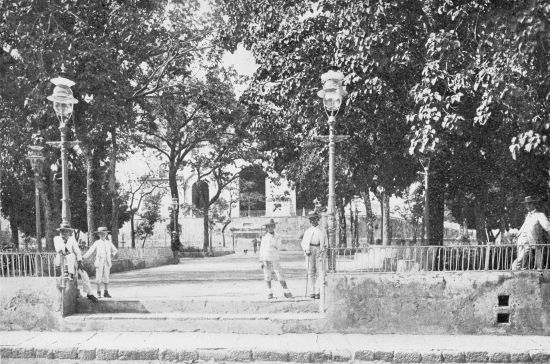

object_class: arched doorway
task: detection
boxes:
[239,166,267,217]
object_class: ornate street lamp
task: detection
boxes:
[46,77,79,229]
[27,144,46,251]
[317,70,347,271]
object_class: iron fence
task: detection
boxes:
[0,252,60,278]
[329,244,550,272]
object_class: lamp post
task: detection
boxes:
[46,77,79,229]
[317,70,347,271]
[27,145,46,252]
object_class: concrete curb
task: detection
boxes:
[3,346,550,362]
[1,331,550,363]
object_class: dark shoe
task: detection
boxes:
[97,291,102,298]
[87,294,98,303]
[309,294,316,299]
[267,293,274,299]
[103,290,112,298]
[315,293,320,299]
[68,273,74,281]
[284,292,293,299]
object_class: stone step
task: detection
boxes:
[76,296,319,314]
[63,312,326,334]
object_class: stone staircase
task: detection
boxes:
[64,295,325,334]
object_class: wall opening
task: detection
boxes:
[498,295,509,307]
[496,313,510,324]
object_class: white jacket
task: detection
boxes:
[259,233,282,262]
[300,226,327,253]
[53,236,82,266]
[83,239,118,268]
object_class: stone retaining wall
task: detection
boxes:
[81,247,177,276]
[325,271,550,335]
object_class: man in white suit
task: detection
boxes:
[53,224,97,302]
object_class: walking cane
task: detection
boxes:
[305,253,309,297]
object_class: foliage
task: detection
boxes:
[217,0,550,241]
[135,191,163,247]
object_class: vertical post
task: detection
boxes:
[60,125,71,227]
[34,173,42,252]
[327,115,336,271]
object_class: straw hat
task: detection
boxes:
[263,219,277,227]
[56,223,74,232]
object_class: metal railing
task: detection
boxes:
[0,252,60,278]
[329,244,550,272]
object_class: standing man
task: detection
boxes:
[83,226,118,298]
[54,224,98,302]
[259,219,293,299]
[301,211,327,299]
[511,196,550,270]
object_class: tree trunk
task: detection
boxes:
[38,180,55,251]
[203,206,210,253]
[361,190,374,245]
[382,192,391,245]
[428,162,445,246]
[474,198,487,243]
[221,220,231,247]
[109,130,119,247]
[337,198,347,247]
[130,213,136,248]
[85,152,95,247]
[10,216,18,249]
[168,161,180,257]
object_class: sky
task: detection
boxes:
[222,44,258,77]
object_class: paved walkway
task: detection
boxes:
[103,251,309,301]
[2,331,550,362]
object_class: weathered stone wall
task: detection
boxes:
[81,247,177,276]
[0,278,78,330]
[326,271,550,335]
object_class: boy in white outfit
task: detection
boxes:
[259,219,293,299]
[83,226,118,298]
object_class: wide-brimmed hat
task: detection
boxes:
[308,211,320,220]
[522,195,545,203]
[96,226,110,233]
[264,219,277,227]
[56,223,74,232]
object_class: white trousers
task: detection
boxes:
[305,246,322,295]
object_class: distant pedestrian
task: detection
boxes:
[54,224,97,302]
[301,211,326,299]
[83,227,118,298]
[259,219,293,299]
[511,196,550,270]
[252,238,259,254]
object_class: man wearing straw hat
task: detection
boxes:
[53,224,98,302]
[511,195,550,270]
[83,227,118,298]
[301,211,326,299]
[259,219,293,299]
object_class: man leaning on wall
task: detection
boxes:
[511,195,550,270]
